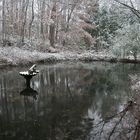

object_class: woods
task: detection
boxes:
[0,0,97,48]
[0,0,140,64]
[0,0,140,61]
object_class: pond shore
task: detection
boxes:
[0,46,139,66]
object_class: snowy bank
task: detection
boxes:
[0,46,139,66]
[0,47,114,66]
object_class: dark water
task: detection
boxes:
[0,62,139,140]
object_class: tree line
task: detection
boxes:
[0,0,97,48]
[1,0,140,60]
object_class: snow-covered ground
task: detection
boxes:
[0,46,115,66]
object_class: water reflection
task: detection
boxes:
[20,87,38,100]
[19,73,38,100]
[0,62,139,140]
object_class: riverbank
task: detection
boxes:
[0,46,139,66]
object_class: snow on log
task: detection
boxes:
[19,64,39,76]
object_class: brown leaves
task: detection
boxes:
[78,21,95,30]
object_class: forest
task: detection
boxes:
[0,0,140,65]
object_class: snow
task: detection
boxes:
[0,46,115,66]
[20,71,30,75]
[19,71,38,76]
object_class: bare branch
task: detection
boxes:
[114,0,140,19]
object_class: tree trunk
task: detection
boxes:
[20,0,29,43]
[49,3,56,47]
[2,0,5,46]
[49,24,55,47]
[40,0,45,40]
[29,0,34,39]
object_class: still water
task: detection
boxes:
[0,62,139,140]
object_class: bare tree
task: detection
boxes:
[0,0,97,48]
[49,1,57,47]
[114,0,140,20]
[29,0,34,39]
[2,0,5,45]
[20,0,29,43]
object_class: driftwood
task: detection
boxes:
[28,64,37,74]
[19,64,39,87]
[20,64,39,76]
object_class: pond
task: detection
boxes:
[0,62,139,140]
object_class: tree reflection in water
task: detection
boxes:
[0,62,140,140]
